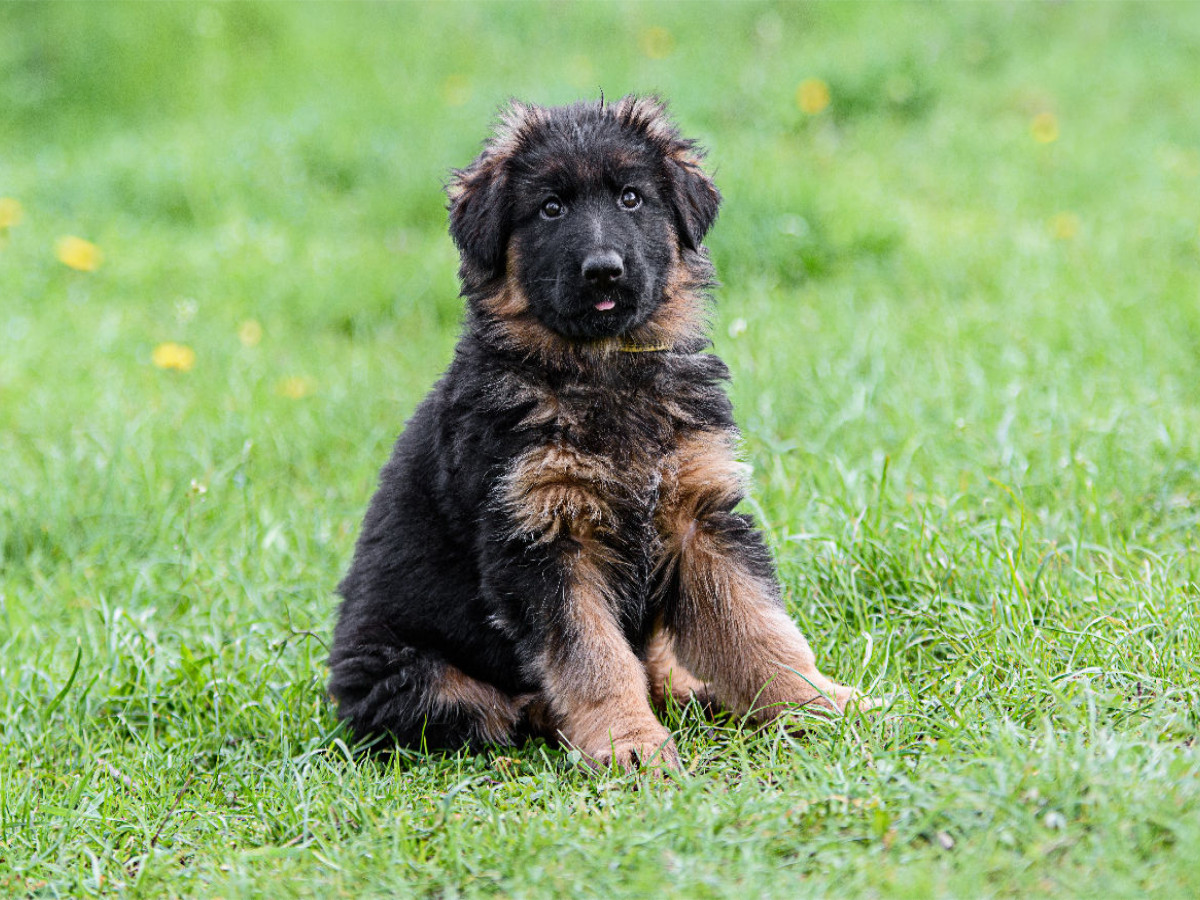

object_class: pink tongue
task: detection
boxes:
[595,299,616,311]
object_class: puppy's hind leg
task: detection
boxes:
[668,520,858,721]
[328,643,524,751]
[644,626,717,715]
[657,431,862,723]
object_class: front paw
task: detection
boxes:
[756,672,880,721]
[834,684,886,714]
[581,726,681,772]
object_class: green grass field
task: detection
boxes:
[2,2,1199,896]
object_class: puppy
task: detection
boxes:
[329,96,859,770]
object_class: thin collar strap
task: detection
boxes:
[617,341,672,353]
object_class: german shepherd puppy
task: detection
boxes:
[329,96,859,770]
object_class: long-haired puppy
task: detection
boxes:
[329,96,860,770]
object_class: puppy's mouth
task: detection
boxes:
[580,286,628,316]
[545,292,641,340]
[585,285,631,314]
[536,280,649,340]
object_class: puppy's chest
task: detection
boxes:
[501,383,690,541]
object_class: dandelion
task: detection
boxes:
[1031,112,1059,144]
[640,26,674,60]
[441,74,472,107]
[0,198,23,229]
[728,317,748,338]
[56,235,103,271]
[1049,212,1079,241]
[152,342,196,372]
[796,78,831,115]
[238,319,263,348]
[277,375,316,399]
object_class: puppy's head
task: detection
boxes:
[447,96,720,344]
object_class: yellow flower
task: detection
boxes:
[640,26,674,60]
[152,342,196,372]
[1050,212,1079,241]
[0,198,23,229]
[441,74,471,107]
[1031,112,1059,144]
[797,78,831,115]
[56,235,103,271]
[277,376,316,399]
[238,319,263,348]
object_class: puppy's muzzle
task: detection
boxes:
[582,249,625,287]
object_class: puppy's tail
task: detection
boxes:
[328,642,523,751]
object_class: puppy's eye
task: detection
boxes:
[540,197,565,219]
[619,188,642,210]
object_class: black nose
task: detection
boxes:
[582,249,624,285]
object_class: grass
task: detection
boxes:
[2,2,1199,896]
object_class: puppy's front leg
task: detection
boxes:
[539,551,679,770]
[659,431,858,722]
[502,443,678,771]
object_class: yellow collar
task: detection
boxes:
[618,341,672,353]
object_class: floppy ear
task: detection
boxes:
[447,157,509,278]
[610,95,721,251]
[668,157,722,251]
[611,95,721,251]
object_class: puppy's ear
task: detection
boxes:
[667,157,721,251]
[612,95,722,251]
[448,101,548,279]
[447,158,508,278]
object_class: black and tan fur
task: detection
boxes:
[329,96,859,770]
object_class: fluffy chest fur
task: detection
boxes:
[493,351,733,533]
